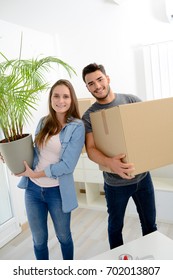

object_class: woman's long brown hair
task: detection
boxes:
[35,79,80,147]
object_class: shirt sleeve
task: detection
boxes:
[82,109,93,134]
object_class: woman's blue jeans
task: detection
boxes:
[25,179,74,260]
[104,172,157,249]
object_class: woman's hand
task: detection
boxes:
[15,161,35,177]
[16,161,46,178]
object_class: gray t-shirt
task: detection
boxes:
[82,93,147,186]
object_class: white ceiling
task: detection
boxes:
[0,0,119,34]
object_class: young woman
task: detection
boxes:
[17,79,85,260]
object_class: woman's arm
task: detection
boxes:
[16,161,46,178]
[16,121,85,179]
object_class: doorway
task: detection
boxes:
[0,159,21,249]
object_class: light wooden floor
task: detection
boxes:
[0,207,173,260]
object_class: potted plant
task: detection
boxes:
[0,41,76,174]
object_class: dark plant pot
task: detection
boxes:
[0,134,34,174]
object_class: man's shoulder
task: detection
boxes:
[82,102,99,119]
[117,93,142,103]
[82,93,142,120]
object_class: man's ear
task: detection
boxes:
[106,75,110,83]
[86,84,90,91]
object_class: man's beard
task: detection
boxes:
[92,85,110,101]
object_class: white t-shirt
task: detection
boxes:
[31,134,61,187]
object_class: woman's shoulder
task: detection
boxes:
[60,118,84,142]
[35,116,47,134]
[65,118,85,134]
[68,118,84,126]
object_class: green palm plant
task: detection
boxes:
[0,51,76,142]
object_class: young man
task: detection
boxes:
[82,63,157,249]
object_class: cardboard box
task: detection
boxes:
[78,98,95,117]
[90,97,173,175]
[78,98,95,153]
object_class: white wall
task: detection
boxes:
[1,0,173,225]
[1,0,173,99]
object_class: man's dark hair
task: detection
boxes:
[82,63,106,82]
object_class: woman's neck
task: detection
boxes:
[56,113,66,127]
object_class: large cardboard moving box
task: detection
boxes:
[90,97,173,175]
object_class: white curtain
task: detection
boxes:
[143,41,173,100]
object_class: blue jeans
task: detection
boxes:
[25,179,74,260]
[104,172,157,249]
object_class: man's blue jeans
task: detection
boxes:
[25,179,74,260]
[104,172,157,249]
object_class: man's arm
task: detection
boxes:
[85,132,135,180]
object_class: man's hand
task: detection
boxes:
[106,154,135,179]
[85,133,135,180]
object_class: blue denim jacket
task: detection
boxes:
[18,118,85,213]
